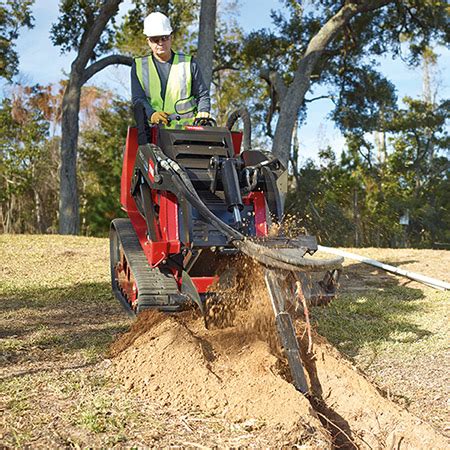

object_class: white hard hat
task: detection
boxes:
[143,12,173,37]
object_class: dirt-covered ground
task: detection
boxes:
[0,235,449,447]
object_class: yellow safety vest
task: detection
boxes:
[135,53,197,128]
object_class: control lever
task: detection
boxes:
[167,113,181,123]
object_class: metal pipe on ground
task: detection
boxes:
[317,246,450,291]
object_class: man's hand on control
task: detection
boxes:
[194,111,216,127]
[150,111,169,125]
[195,111,211,119]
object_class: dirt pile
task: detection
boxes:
[110,311,328,446]
[110,260,448,448]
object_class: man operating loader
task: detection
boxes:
[131,11,212,144]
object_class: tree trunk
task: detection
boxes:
[57,0,127,235]
[353,187,360,247]
[6,196,14,233]
[32,165,44,233]
[272,62,313,168]
[291,117,301,188]
[59,72,82,234]
[197,0,217,91]
[58,55,132,235]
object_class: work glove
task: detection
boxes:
[150,111,169,125]
[194,111,216,127]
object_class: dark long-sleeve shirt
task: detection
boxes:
[131,52,211,118]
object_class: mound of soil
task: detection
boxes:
[110,261,447,448]
[111,311,328,446]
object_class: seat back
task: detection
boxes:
[157,127,235,185]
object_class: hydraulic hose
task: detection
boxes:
[235,239,343,271]
[170,167,243,241]
[226,108,252,151]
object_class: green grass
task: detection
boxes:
[75,397,135,434]
[312,285,448,362]
[1,235,217,448]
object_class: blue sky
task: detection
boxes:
[3,0,448,161]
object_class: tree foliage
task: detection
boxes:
[51,0,116,58]
[3,0,448,247]
[78,99,131,236]
[286,95,449,248]
[0,81,121,234]
[230,0,449,165]
[0,0,34,79]
[0,85,57,233]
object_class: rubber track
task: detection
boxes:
[111,218,185,313]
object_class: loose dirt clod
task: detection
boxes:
[110,258,448,448]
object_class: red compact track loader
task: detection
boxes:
[109,110,343,394]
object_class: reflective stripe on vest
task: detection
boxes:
[135,53,197,127]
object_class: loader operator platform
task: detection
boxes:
[131,11,212,144]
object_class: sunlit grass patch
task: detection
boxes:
[313,282,449,362]
[0,282,115,313]
[1,368,132,446]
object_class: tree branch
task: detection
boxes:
[358,146,373,170]
[259,68,287,137]
[304,95,334,103]
[74,0,123,72]
[259,68,287,102]
[81,54,133,84]
[266,83,277,138]
[212,64,240,73]
[355,0,393,13]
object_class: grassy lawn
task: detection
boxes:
[0,234,139,447]
[1,236,448,445]
[0,235,281,447]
